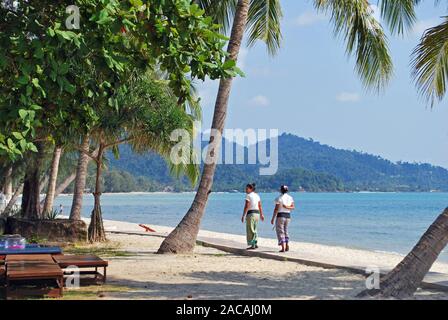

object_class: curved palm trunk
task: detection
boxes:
[39,175,49,195]
[42,145,63,215]
[3,166,13,198]
[42,147,98,209]
[54,172,76,197]
[158,0,250,254]
[70,135,91,220]
[88,143,106,242]
[1,183,23,217]
[21,142,45,220]
[359,207,448,298]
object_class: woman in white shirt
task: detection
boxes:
[241,183,264,250]
[271,185,295,252]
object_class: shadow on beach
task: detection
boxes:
[91,268,364,300]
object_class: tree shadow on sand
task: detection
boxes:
[96,269,366,300]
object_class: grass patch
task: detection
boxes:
[60,284,135,300]
[63,242,131,258]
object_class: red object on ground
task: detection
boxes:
[139,224,156,233]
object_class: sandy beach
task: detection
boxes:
[60,219,448,300]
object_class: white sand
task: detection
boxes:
[63,219,448,300]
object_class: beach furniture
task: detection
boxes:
[0,255,5,285]
[139,224,156,232]
[5,254,55,263]
[53,254,108,283]
[0,244,62,256]
[5,255,64,299]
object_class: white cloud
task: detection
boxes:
[249,95,270,107]
[336,92,360,103]
[293,12,326,27]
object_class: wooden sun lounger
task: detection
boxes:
[6,261,64,299]
[0,255,5,284]
[0,256,5,285]
[6,254,55,263]
[53,255,108,283]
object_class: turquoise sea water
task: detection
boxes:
[54,192,448,262]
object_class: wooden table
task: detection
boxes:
[6,261,64,298]
[53,255,108,283]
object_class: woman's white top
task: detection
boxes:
[245,192,261,211]
[275,193,294,213]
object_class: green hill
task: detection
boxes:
[104,133,448,192]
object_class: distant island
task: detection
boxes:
[59,133,448,193]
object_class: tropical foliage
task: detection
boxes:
[0,0,238,159]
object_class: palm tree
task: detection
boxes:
[158,0,396,254]
[2,165,12,198]
[69,135,92,221]
[41,145,63,216]
[86,72,200,242]
[361,10,448,299]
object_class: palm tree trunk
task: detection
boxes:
[69,135,91,220]
[42,145,63,215]
[41,146,98,208]
[54,172,76,197]
[157,0,250,254]
[3,166,13,198]
[358,207,448,298]
[1,183,23,217]
[21,142,45,220]
[39,174,49,195]
[88,143,106,242]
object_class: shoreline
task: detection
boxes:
[101,218,448,276]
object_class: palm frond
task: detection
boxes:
[379,0,421,35]
[315,0,393,91]
[198,0,283,56]
[246,0,283,56]
[196,0,238,34]
[412,17,448,107]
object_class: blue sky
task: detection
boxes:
[196,0,448,168]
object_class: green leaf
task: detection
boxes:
[7,138,15,150]
[47,28,55,37]
[28,143,38,153]
[223,59,236,69]
[12,132,23,140]
[17,75,28,85]
[31,78,40,87]
[18,109,28,120]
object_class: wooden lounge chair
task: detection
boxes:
[6,261,64,299]
[0,255,5,285]
[6,254,55,263]
[53,255,108,284]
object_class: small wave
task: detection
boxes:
[374,249,404,256]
